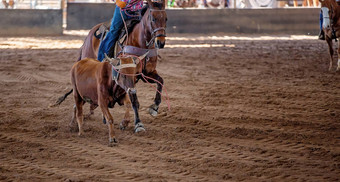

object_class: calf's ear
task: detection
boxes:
[133,51,149,65]
[104,53,120,65]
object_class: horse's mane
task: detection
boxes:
[141,4,149,16]
[140,2,164,16]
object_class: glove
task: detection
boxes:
[116,0,127,8]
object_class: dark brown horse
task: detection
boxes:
[78,0,167,124]
[320,0,340,71]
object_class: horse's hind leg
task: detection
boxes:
[326,37,334,71]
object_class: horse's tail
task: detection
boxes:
[49,89,73,108]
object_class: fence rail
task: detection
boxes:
[1,0,62,9]
[1,0,319,9]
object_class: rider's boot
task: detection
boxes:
[319,30,325,40]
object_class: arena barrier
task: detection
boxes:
[0,9,62,36]
[67,3,116,30]
[68,3,319,35]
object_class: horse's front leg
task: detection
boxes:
[326,35,334,71]
[144,70,164,117]
[128,89,145,133]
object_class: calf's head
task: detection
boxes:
[105,53,148,94]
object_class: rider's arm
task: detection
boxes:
[116,0,127,8]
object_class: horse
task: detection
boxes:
[319,0,340,71]
[77,0,167,127]
[51,53,148,146]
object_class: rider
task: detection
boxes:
[97,0,144,62]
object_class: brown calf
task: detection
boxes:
[52,53,147,146]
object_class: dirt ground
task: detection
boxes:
[0,32,339,182]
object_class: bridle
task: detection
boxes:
[145,8,167,48]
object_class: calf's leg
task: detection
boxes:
[120,94,131,130]
[73,91,85,136]
[98,87,118,146]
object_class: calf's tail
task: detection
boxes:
[49,89,73,108]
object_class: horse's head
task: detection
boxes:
[319,0,338,29]
[144,0,167,49]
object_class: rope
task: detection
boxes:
[120,10,129,49]
[111,55,171,111]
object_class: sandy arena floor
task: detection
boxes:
[0,32,339,181]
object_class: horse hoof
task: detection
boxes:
[135,127,146,133]
[134,123,146,133]
[108,138,118,147]
[149,104,159,117]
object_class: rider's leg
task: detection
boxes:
[319,10,325,40]
[98,6,128,61]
